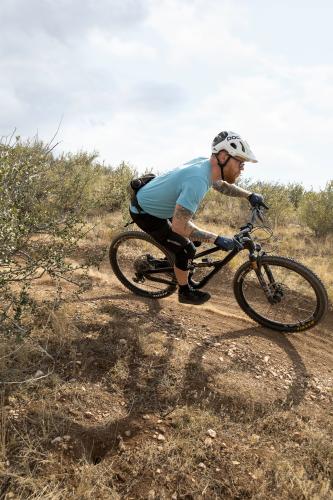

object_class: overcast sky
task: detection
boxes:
[1,0,332,189]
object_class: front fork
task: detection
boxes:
[249,251,283,304]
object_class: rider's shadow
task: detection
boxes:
[21,311,309,465]
[181,326,309,420]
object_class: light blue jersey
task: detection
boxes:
[131,157,212,219]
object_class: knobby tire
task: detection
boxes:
[233,255,328,332]
[109,231,177,299]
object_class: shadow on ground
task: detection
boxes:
[11,292,310,465]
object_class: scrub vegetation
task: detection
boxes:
[0,137,332,499]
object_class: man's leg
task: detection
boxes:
[129,211,210,304]
[174,267,188,285]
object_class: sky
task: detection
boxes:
[1,0,333,189]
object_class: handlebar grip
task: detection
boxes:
[253,202,269,210]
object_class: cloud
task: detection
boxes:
[0,0,148,40]
[128,81,187,112]
[0,0,332,189]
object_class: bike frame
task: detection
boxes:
[142,223,262,290]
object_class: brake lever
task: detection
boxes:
[252,205,268,224]
[256,207,264,223]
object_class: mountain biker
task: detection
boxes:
[129,131,267,305]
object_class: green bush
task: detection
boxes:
[286,182,305,209]
[299,181,333,237]
[0,137,94,336]
[93,161,137,213]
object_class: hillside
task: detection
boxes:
[1,247,332,499]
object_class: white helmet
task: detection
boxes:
[212,131,258,163]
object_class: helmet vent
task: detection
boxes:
[239,141,245,152]
[230,142,237,149]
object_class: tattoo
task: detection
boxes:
[172,204,217,243]
[173,205,194,224]
[188,228,216,243]
[213,180,250,198]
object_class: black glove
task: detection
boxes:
[214,236,243,252]
[248,192,269,209]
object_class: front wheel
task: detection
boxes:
[233,255,328,332]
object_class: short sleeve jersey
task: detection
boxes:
[132,157,212,219]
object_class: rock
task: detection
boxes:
[207,429,217,438]
[51,436,62,444]
[147,490,156,500]
[157,434,166,441]
[263,355,270,363]
[119,338,127,346]
[232,460,240,465]
[142,414,150,420]
[171,493,178,500]
[118,440,126,452]
[84,411,93,419]
[34,370,44,378]
[63,435,71,441]
[156,468,162,474]
[124,430,131,437]
[198,462,206,469]
[250,434,260,444]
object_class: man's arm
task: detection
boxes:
[212,180,251,198]
[171,204,217,243]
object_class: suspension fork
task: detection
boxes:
[249,252,277,301]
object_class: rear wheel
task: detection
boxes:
[233,255,328,332]
[109,231,177,298]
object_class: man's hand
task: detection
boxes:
[214,236,243,252]
[248,192,269,209]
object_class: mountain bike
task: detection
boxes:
[109,207,329,333]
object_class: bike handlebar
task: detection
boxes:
[233,205,269,244]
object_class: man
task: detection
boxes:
[130,131,266,305]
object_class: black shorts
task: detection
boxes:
[129,209,196,270]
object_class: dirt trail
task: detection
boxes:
[100,262,333,383]
[73,262,333,425]
[3,261,332,499]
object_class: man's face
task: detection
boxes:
[223,156,245,184]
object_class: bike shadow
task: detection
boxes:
[182,326,309,420]
[19,305,309,465]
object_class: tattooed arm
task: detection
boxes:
[212,180,251,198]
[171,204,217,243]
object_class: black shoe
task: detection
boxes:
[178,287,211,305]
